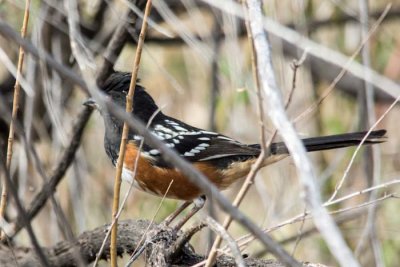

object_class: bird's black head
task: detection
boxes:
[98,71,161,123]
[83,72,161,125]
[86,72,162,164]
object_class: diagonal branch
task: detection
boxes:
[10,107,93,237]
[109,1,152,266]
[244,0,360,266]
[0,0,32,237]
[0,151,49,266]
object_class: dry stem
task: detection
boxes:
[204,1,268,264]
[110,1,152,266]
[244,0,360,266]
[205,15,304,266]
[292,4,391,123]
[0,0,31,239]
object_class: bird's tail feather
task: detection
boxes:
[253,130,386,155]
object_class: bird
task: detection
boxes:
[85,71,386,227]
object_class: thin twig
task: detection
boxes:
[205,216,245,267]
[245,0,360,266]
[253,207,372,258]
[205,1,269,264]
[0,101,87,266]
[287,55,307,109]
[291,207,306,257]
[206,13,222,249]
[328,97,397,202]
[0,0,31,239]
[355,1,383,264]
[124,180,174,267]
[0,154,50,267]
[201,1,399,102]
[9,107,93,237]
[209,11,223,132]
[96,3,144,87]
[110,1,152,266]
[93,107,163,267]
[293,4,391,124]
[282,207,368,246]
[233,193,395,252]
[0,19,88,92]
[325,179,400,206]
[68,7,148,259]
[165,222,206,262]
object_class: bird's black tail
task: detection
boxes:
[264,130,387,155]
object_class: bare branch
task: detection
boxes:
[0,152,50,266]
[109,1,152,265]
[0,19,88,92]
[96,0,146,87]
[10,107,93,237]
[355,1,383,264]
[244,0,360,266]
[0,219,320,267]
[0,0,32,237]
[205,216,245,267]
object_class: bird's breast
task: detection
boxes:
[122,143,249,200]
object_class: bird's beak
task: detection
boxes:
[83,98,98,109]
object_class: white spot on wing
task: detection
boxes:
[194,143,209,151]
[165,119,179,126]
[201,130,218,135]
[199,154,238,161]
[173,125,188,132]
[198,137,210,141]
[155,124,175,134]
[133,135,143,140]
[149,149,160,155]
[217,136,234,141]
[184,152,195,157]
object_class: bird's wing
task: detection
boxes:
[137,117,260,167]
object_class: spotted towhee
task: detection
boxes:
[85,72,386,224]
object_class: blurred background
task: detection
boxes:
[0,0,399,266]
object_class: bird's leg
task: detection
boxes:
[173,196,206,230]
[164,201,192,226]
[164,196,206,230]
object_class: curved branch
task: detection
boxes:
[0,219,322,267]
